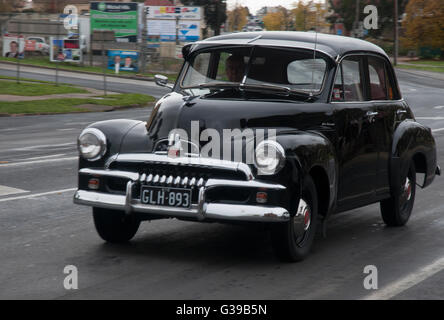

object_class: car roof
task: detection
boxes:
[185,31,388,60]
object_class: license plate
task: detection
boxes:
[140,186,191,208]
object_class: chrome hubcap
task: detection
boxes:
[296,199,311,231]
[403,177,412,201]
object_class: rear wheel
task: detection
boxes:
[271,176,318,262]
[93,207,140,243]
[380,160,416,226]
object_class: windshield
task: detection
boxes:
[180,46,328,97]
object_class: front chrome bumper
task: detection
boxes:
[74,168,291,223]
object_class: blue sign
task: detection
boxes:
[108,50,139,72]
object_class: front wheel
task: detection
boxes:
[93,207,140,243]
[380,161,416,227]
[271,175,318,262]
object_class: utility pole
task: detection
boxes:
[394,0,398,66]
[354,0,360,37]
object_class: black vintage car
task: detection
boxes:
[74,32,439,261]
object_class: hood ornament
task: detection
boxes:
[168,133,183,158]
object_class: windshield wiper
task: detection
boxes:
[182,82,240,90]
[183,82,315,100]
[239,83,311,97]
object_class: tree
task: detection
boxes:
[291,1,330,31]
[227,4,248,31]
[401,0,444,51]
[327,0,408,36]
[181,0,227,36]
[262,6,290,31]
[263,11,286,30]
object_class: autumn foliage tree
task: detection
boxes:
[263,6,292,31]
[227,4,248,31]
[401,0,444,52]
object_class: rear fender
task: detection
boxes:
[391,120,437,192]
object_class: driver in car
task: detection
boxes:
[225,55,245,82]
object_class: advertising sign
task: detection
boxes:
[146,6,201,20]
[147,20,200,42]
[90,2,138,42]
[50,37,82,62]
[2,36,25,58]
[107,49,139,73]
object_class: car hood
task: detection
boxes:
[119,92,331,154]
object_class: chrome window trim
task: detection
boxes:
[328,52,402,104]
[179,44,333,96]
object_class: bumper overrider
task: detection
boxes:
[73,153,295,223]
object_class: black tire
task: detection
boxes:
[93,207,140,243]
[271,175,319,262]
[380,160,416,227]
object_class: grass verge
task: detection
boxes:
[0,80,88,96]
[0,93,155,115]
[397,65,444,73]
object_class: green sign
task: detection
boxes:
[90,2,138,42]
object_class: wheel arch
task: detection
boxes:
[277,131,337,217]
[391,120,437,191]
[309,165,330,218]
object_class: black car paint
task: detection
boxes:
[78,33,438,221]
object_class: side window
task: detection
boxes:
[332,56,365,102]
[368,56,388,100]
[182,52,211,85]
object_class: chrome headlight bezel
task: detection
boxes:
[254,140,286,175]
[77,128,107,161]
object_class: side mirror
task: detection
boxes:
[155,74,173,90]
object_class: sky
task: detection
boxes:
[226,0,296,14]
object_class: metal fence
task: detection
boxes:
[0,13,183,95]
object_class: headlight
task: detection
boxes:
[77,128,107,161]
[254,140,286,175]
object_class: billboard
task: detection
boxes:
[146,6,201,20]
[146,6,201,42]
[147,20,200,42]
[108,50,139,73]
[50,38,82,62]
[90,2,139,43]
[2,36,25,58]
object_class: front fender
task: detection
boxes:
[391,120,437,191]
[79,119,142,169]
[276,131,337,216]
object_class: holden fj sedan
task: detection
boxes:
[74,32,439,261]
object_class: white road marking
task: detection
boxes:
[433,106,444,109]
[11,153,67,161]
[11,142,76,151]
[416,117,444,120]
[0,156,77,167]
[432,128,444,133]
[57,128,78,131]
[363,256,444,300]
[0,188,76,203]
[0,185,29,197]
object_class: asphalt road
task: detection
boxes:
[1,65,444,300]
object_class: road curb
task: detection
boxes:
[0,60,161,82]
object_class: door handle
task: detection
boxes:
[396,109,407,115]
[365,111,379,123]
[366,111,379,117]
